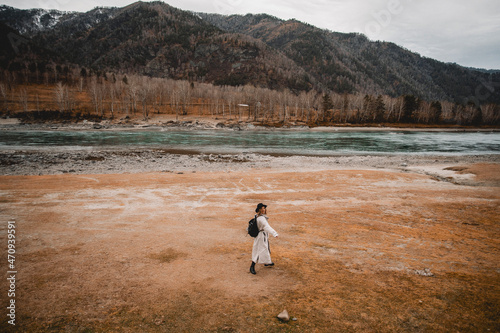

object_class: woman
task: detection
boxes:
[250,203,279,275]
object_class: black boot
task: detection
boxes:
[250,262,256,275]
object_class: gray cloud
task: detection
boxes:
[2,0,499,69]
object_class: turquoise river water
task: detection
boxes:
[0,129,499,155]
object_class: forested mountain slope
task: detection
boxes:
[200,12,500,103]
[1,1,499,104]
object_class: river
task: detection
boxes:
[0,129,499,155]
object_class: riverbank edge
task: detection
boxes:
[1,117,499,132]
[1,147,499,179]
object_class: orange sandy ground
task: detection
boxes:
[0,165,499,332]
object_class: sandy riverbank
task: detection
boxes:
[0,164,499,332]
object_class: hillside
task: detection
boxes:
[0,2,313,92]
[199,12,500,103]
[0,1,499,106]
[0,5,118,37]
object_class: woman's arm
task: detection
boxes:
[258,216,278,237]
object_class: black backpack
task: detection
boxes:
[247,215,260,237]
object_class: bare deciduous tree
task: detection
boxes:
[177,80,191,116]
[88,77,106,116]
[55,82,66,112]
[19,88,28,112]
[482,103,500,125]
[0,83,7,112]
[137,77,153,120]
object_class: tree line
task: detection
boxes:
[1,67,499,126]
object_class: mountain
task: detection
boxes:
[1,1,499,104]
[199,12,500,103]
[0,2,313,91]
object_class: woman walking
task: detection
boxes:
[250,203,279,275]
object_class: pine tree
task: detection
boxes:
[374,95,385,122]
[402,95,419,123]
[430,101,442,124]
[321,94,333,122]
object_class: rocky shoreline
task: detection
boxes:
[1,147,499,178]
[1,117,499,132]
[1,118,305,132]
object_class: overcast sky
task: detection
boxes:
[3,0,500,69]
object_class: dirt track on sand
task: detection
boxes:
[0,165,499,332]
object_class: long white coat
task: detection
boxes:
[252,215,278,264]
